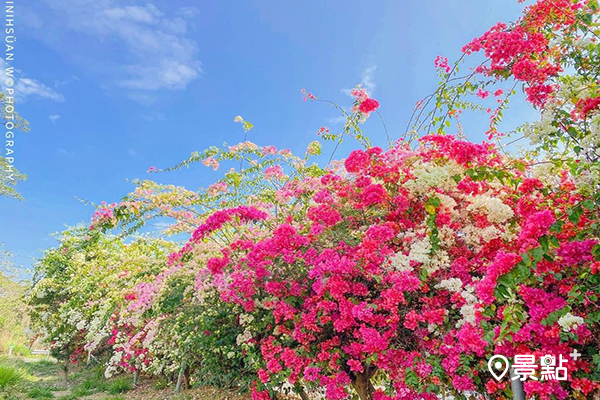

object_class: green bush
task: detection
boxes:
[154,377,170,390]
[74,376,106,393]
[0,364,24,389]
[71,386,91,397]
[9,344,30,357]
[107,377,132,394]
[27,386,55,399]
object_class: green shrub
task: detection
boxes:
[103,397,126,400]
[0,364,24,389]
[71,386,91,396]
[27,386,55,399]
[78,376,107,392]
[107,377,132,394]
[154,377,170,390]
[9,344,30,357]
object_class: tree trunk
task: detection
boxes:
[183,367,190,389]
[296,385,310,400]
[175,362,186,393]
[62,360,69,383]
[352,372,375,400]
[133,370,139,388]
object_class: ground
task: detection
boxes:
[0,357,250,400]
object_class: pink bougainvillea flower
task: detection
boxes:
[358,98,380,114]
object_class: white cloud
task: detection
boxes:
[15,78,65,102]
[342,66,377,97]
[128,149,137,157]
[360,66,377,94]
[328,67,378,127]
[49,115,60,124]
[103,5,162,24]
[31,1,201,95]
[0,58,65,102]
[177,7,200,19]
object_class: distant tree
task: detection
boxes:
[0,92,29,200]
[0,248,28,354]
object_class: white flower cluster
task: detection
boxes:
[437,193,458,214]
[404,161,463,195]
[105,350,123,378]
[580,113,600,155]
[558,312,585,332]
[575,162,600,192]
[525,102,559,145]
[424,250,450,274]
[526,76,599,156]
[457,285,478,328]
[388,234,430,272]
[85,304,113,352]
[466,194,514,223]
[239,313,255,326]
[435,278,463,292]
[461,225,516,251]
[236,328,253,345]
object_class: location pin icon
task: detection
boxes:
[488,355,510,381]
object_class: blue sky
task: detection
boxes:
[1,0,532,273]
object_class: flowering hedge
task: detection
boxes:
[28,1,599,400]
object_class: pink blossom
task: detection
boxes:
[476,89,490,99]
[358,98,380,114]
[264,165,286,180]
[344,149,371,173]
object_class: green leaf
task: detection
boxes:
[568,206,583,225]
[531,247,544,262]
[582,199,595,210]
[539,236,549,253]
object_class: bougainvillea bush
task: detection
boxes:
[28,1,599,400]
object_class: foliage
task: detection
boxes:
[0,250,28,354]
[28,227,177,366]
[0,364,24,390]
[26,387,55,399]
[106,377,133,394]
[27,1,600,400]
[0,92,29,200]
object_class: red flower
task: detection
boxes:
[345,149,371,173]
[358,98,380,114]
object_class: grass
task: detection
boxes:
[27,386,55,399]
[154,377,170,390]
[71,386,92,396]
[107,377,133,394]
[69,375,107,396]
[8,344,30,357]
[2,358,252,400]
[0,364,24,389]
[22,359,59,378]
